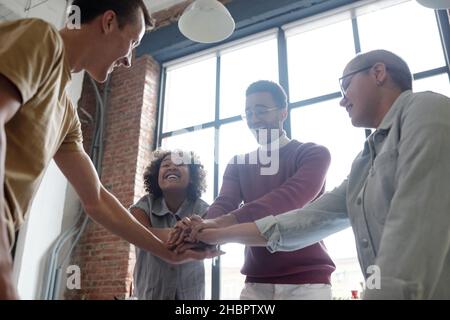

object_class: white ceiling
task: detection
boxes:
[0,0,188,23]
[145,0,187,14]
[0,0,28,21]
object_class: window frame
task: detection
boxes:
[155,0,450,299]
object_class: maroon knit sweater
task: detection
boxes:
[207,140,335,284]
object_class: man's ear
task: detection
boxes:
[279,108,288,122]
[372,62,388,86]
[101,10,117,34]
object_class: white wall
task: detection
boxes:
[8,0,86,300]
[12,162,70,299]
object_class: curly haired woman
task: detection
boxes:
[130,149,208,300]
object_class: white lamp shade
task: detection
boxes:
[416,0,450,9]
[179,0,235,43]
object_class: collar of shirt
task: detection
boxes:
[259,131,291,152]
[152,197,190,220]
[378,90,412,131]
[362,90,412,156]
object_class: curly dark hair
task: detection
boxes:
[143,149,207,201]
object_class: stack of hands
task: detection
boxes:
[166,215,221,255]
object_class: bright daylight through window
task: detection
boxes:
[158,0,449,299]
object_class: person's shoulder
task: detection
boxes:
[411,90,450,106]
[405,91,450,121]
[192,198,210,215]
[131,193,154,208]
[289,139,331,159]
[7,18,63,52]
[6,18,59,37]
[22,18,55,30]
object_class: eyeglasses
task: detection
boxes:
[339,65,373,97]
[241,106,280,120]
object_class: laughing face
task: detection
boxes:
[339,62,381,129]
[88,10,146,83]
[157,154,190,193]
[245,91,286,143]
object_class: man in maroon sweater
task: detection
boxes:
[170,80,334,299]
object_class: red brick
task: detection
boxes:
[65,55,160,299]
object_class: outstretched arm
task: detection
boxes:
[196,222,267,247]
[54,149,220,264]
[172,145,332,247]
[196,180,350,252]
[129,207,172,243]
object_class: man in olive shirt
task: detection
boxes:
[192,50,450,299]
[0,0,217,299]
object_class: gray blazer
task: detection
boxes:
[256,90,450,299]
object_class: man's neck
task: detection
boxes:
[374,89,404,128]
[258,129,290,150]
[59,27,90,73]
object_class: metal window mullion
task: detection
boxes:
[435,9,450,83]
[351,14,361,54]
[211,54,221,301]
[412,66,449,80]
[156,67,167,149]
[278,27,292,138]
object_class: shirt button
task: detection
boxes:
[361,238,369,248]
[356,197,362,205]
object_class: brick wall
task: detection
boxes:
[65,54,160,300]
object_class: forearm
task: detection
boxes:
[212,213,238,228]
[201,222,267,246]
[149,227,171,243]
[222,222,267,246]
[85,187,176,263]
[255,182,350,253]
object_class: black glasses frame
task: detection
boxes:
[339,65,373,97]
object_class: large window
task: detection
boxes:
[158,0,450,299]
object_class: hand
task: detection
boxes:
[167,215,203,250]
[172,239,215,254]
[186,218,222,243]
[169,244,225,264]
[173,229,225,254]
[196,228,224,245]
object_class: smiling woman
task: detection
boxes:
[144,149,207,202]
[129,149,209,300]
